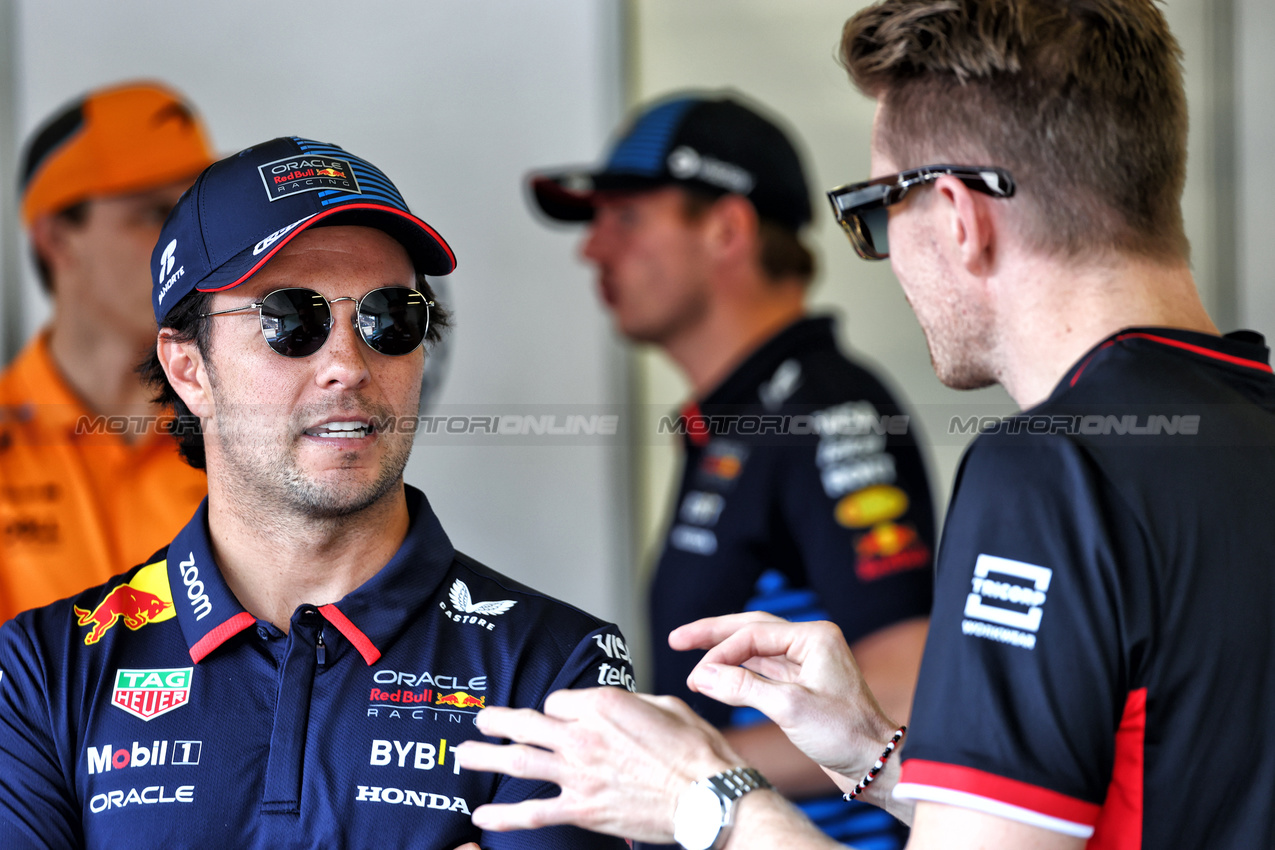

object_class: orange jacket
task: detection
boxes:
[0,334,206,622]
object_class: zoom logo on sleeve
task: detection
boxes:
[961,554,1053,650]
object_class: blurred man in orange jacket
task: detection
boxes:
[0,81,214,621]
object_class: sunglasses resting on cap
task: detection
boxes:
[826,165,1015,260]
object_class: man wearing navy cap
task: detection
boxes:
[530,92,935,848]
[0,136,633,849]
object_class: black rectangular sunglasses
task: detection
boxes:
[826,165,1015,260]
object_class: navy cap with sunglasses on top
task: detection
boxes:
[151,136,455,325]
[530,91,813,232]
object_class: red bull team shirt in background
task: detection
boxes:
[897,328,1275,848]
[0,485,634,849]
[649,316,935,849]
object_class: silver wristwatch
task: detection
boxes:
[672,767,773,850]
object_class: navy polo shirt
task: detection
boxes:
[649,316,935,847]
[898,328,1275,848]
[0,486,633,849]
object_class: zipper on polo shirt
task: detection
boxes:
[261,605,322,816]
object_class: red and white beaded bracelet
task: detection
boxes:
[843,726,906,801]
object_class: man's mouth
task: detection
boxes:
[304,420,374,439]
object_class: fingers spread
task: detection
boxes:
[470,799,567,833]
[474,706,568,751]
[669,611,784,651]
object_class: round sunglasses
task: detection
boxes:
[825,165,1015,260]
[202,286,434,358]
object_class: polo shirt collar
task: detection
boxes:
[677,316,838,449]
[1059,326,1273,394]
[170,485,456,665]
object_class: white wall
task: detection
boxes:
[1237,0,1275,336]
[4,1,640,640]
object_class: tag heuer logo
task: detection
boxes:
[112,668,193,721]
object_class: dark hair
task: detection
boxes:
[841,0,1188,261]
[680,190,816,285]
[137,274,452,470]
[31,201,89,293]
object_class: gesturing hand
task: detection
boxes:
[673,612,898,778]
[454,687,743,843]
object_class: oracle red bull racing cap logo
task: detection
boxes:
[74,562,175,645]
[258,154,360,201]
[112,668,193,721]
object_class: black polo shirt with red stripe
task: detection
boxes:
[897,328,1275,848]
[0,486,633,849]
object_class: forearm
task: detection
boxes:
[720,790,842,850]
[722,722,838,799]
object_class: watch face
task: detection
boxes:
[673,782,726,850]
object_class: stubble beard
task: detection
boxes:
[210,397,414,522]
[913,292,1000,391]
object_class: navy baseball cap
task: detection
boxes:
[152,136,455,323]
[530,92,812,231]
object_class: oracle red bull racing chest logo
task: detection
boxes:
[258,154,361,201]
[74,561,175,645]
[112,668,193,721]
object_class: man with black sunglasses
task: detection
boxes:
[0,136,633,850]
[527,92,936,849]
[454,2,1275,850]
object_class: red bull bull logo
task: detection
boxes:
[74,565,175,645]
[854,522,931,581]
[435,691,485,709]
[315,167,345,178]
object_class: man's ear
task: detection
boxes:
[702,194,759,267]
[156,329,214,419]
[28,213,76,277]
[935,176,997,277]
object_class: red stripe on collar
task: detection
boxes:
[189,611,256,663]
[320,603,382,665]
[681,401,711,448]
[1071,332,1273,388]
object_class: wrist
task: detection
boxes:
[672,766,773,850]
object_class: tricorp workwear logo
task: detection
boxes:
[74,562,175,645]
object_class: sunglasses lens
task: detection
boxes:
[260,289,332,357]
[857,207,890,258]
[357,288,430,355]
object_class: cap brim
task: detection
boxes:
[530,171,668,223]
[195,203,456,294]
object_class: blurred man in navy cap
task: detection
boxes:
[529,91,935,848]
[0,81,213,622]
[0,136,633,849]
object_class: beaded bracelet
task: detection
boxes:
[843,726,906,801]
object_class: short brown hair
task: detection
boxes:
[681,190,816,285]
[841,0,1188,261]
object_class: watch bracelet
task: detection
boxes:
[705,767,773,800]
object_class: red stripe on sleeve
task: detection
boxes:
[899,760,1102,826]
